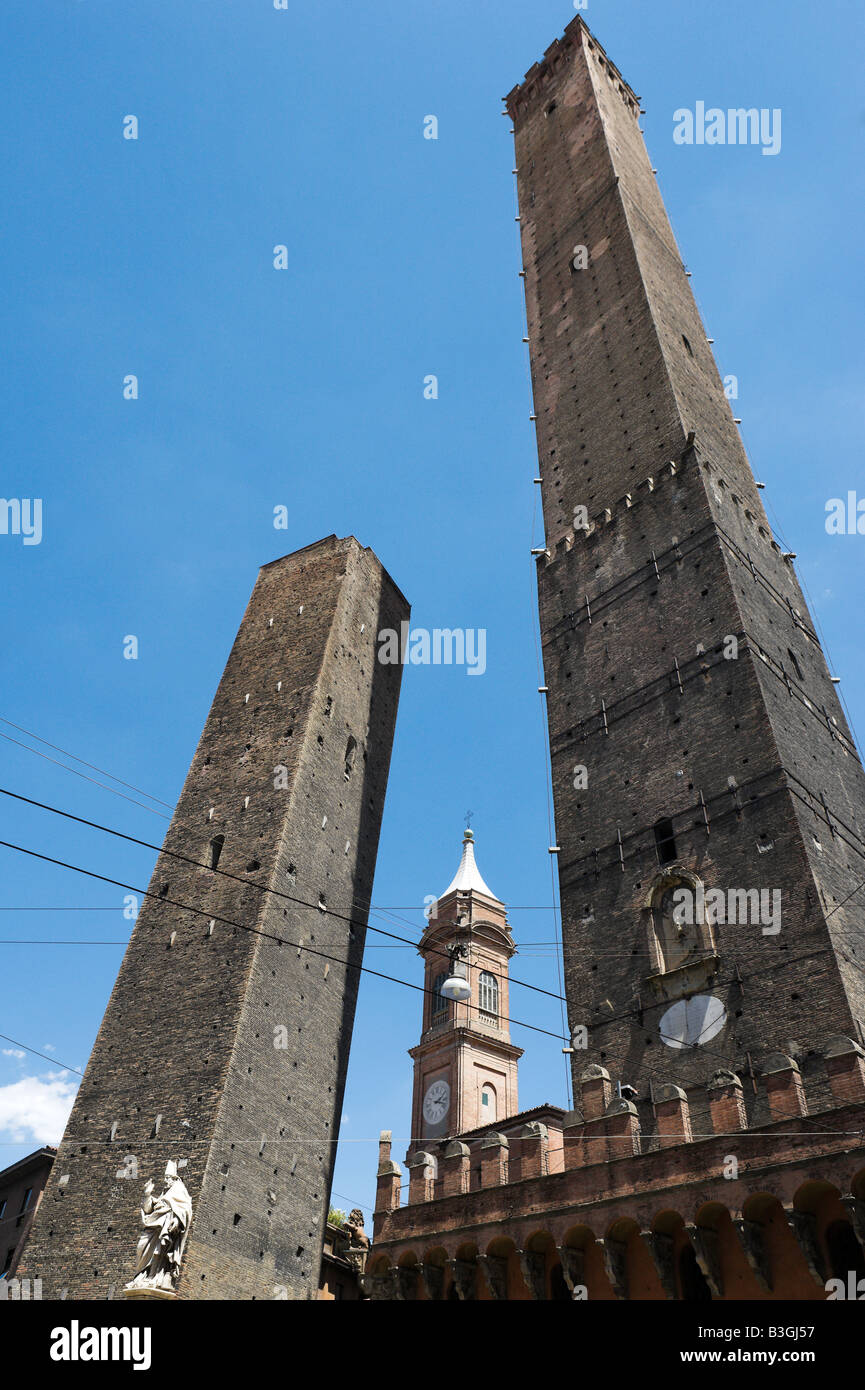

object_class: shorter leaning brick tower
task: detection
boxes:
[20,535,408,1300]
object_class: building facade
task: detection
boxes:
[19,535,408,1300]
[366,17,865,1300]
[0,1147,55,1284]
[369,1044,865,1300]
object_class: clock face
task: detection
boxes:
[659,995,727,1049]
[423,1078,450,1126]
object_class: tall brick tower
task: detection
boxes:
[507,18,865,1121]
[20,535,408,1299]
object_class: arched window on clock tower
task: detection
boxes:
[479,970,498,1019]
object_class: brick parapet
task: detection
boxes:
[375,1041,865,1234]
[372,1096,865,1264]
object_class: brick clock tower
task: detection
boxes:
[509,16,865,1112]
[407,831,522,1153]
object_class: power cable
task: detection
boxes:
[0,785,571,1008]
[0,835,570,1045]
[0,716,174,808]
[0,730,170,820]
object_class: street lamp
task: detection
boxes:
[440,943,471,1003]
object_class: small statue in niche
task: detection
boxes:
[654,886,696,972]
[124,1161,192,1294]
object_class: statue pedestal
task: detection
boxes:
[121,1286,178,1300]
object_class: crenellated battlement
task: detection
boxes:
[375,1037,865,1223]
[532,443,787,576]
[504,17,640,121]
[369,1039,865,1299]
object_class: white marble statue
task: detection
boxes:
[124,1161,192,1294]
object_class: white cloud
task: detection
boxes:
[0,1072,80,1145]
[2,1049,26,1060]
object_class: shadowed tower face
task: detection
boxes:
[507,19,865,1111]
[20,535,408,1300]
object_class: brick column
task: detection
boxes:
[654,1083,692,1147]
[580,1064,612,1119]
[583,1115,608,1165]
[605,1098,640,1158]
[762,1053,807,1120]
[479,1132,509,1187]
[374,1131,402,1215]
[562,1110,585,1170]
[824,1036,865,1105]
[407,1151,437,1205]
[441,1141,470,1198]
[707,1069,747,1133]
[517,1121,549,1180]
[574,1065,612,1164]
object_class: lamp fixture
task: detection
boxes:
[440,943,472,1003]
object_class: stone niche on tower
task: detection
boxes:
[407,831,524,1155]
[642,864,720,1006]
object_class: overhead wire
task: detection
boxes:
[0,785,572,1008]
[0,834,571,1046]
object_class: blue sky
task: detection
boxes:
[1,0,863,1227]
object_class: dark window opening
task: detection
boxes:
[788,648,804,682]
[19,1188,32,1214]
[678,1245,712,1301]
[826,1220,865,1281]
[431,972,449,1021]
[654,818,677,865]
[344,736,358,782]
[682,334,693,357]
[209,835,225,871]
